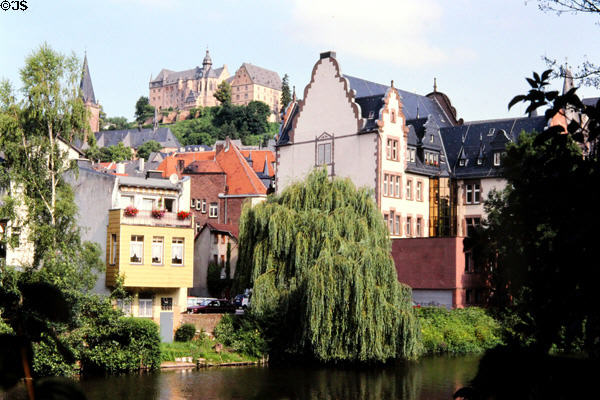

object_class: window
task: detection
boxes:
[416,181,422,201]
[395,215,400,236]
[465,183,481,204]
[430,134,434,143]
[406,217,412,237]
[408,148,416,162]
[390,211,395,234]
[214,234,219,245]
[141,198,155,211]
[209,202,218,218]
[383,174,388,196]
[110,234,117,265]
[116,298,132,316]
[152,237,163,265]
[466,217,481,237]
[201,199,207,213]
[161,297,173,311]
[386,139,399,160]
[138,298,153,317]
[416,218,422,237]
[317,143,332,165]
[172,238,184,265]
[459,159,466,167]
[384,214,389,231]
[388,176,394,197]
[406,180,412,200]
[394,176,400,197]
[122,195,134,208]
[493,152,502,166]
[130,235,143,264]
[164,198,175,212]
[465,251,474,273]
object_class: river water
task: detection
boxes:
[76,355,480,400]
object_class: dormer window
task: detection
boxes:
[430,134,434,143]
[368,111,375,119]
[477,158,483,166]
[493,152,501,166]
[459,159,466,167]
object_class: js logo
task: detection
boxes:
[0,1,28,11]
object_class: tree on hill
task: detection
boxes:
[234,169,421,363]
[134,96,154,124]
[104,116,130,130]
[136,140,162,160]
[280,73,291,113]
[214,81,232,105]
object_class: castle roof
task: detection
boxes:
[239,63,282,91]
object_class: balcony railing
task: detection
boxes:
[120,210,193,228]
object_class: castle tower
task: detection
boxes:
[202,49,212,72]
[80,53,100,136]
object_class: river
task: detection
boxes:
[75,355,480,400]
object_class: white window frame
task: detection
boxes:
[209,202,218,218]
[383,174,388,196]
[406,180,412,200]
[416,181,422,201]
[473,184,481,204]
[201,199,207,213]
[138,298,153,317]
[152,237,163,265]
[116,298,132,316]
[406,216,412,237]
[493,152,501,166]
[394,176,400,197]
[130,235,144,264]
[110,234,117,265]
[416,218,422,237]
[172,238,184,266]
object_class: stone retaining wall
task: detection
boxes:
[180,313,224,336]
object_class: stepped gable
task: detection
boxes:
[80,53,96,105]
[441,116,547,179]
[241,63,282,90]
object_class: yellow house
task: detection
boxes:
[105,175,194,337]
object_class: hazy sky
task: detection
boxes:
[1,0,598,122]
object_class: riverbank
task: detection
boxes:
[160,335,261,366]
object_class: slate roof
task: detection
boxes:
[440,116,548,179]
[95,127,181,149]
[405,116,450,177]
[151,65,225,85]
[240,63,282,90]
[80,54,96,104]
[583,97,599,107]
[344,75,454,128]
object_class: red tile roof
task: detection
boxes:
[156,140,273,196]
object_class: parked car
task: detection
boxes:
[186,297,217,308]
[186,299,236,314]
[233,293,251,309]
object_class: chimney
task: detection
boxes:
[116,163,125,175]
[320,51,336,60]
[138,157,145,172]
[215,142,224,154]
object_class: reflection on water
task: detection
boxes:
[77,355,480,400]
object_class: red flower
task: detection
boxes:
[124,206,139,217]
[177,211,190,220]
[152,209,165,219]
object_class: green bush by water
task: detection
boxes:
[417,307,502,354]
[214,314,267,358]
[160,334,260,364]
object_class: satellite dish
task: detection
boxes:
[169,174,178,184]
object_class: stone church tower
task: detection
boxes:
[80,53,100,135]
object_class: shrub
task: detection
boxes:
[175,323,196,342]
[214,314,267,358]
[80,317,161,374]
[417,306,502,355]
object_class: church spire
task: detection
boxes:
[562,64,574,95]
[80,53,97,105]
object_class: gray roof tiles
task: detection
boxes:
[80,54,96,104]
[240,63,282,90]
[94,127,181,149]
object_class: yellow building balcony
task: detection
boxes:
[106,209,194,289]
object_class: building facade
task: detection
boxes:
[230,63,282,121]
[149,50,229,111]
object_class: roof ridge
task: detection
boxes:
[230,142,263,193]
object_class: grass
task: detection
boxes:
[160,334,260,364]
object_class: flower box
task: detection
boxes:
[152,209,166,219]
[177,211,190,220]
[124,206,139,217]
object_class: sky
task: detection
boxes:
[1,0,598,123]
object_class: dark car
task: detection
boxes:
[186,299,236,314]
[233,293,251,309]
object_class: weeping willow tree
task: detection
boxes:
[235,169,421,363]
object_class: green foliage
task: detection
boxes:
[136,140,162,160]
[280,73,292,113]
[214,314,267,358]
[416,307,502,355]
[97,142,132,162]
[207,261,231,298]
[160,336,259,364]
[103,116,131,130]
[235,169,421,363]
[134,96,154,124]
[80,315,161,374]
[32,334,79,377]
[167,102,275,147]
[175,323,197,342]
[213,80,232,105]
